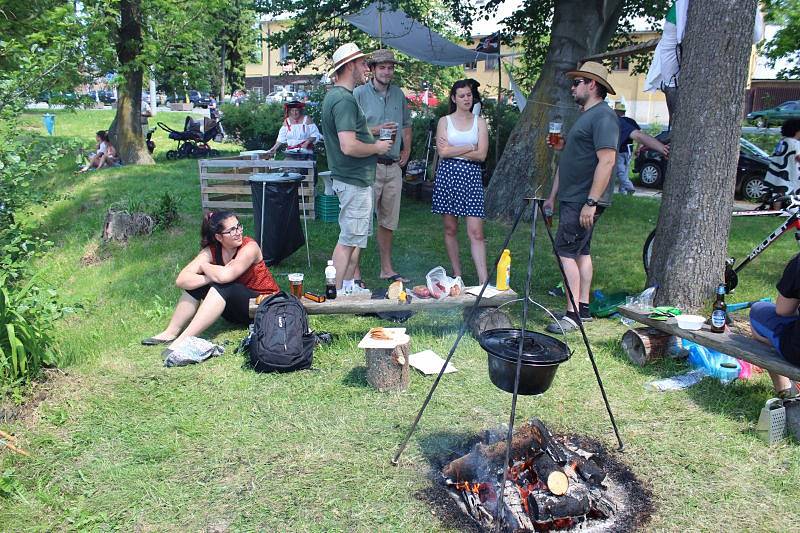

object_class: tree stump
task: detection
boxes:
[464,307,513,337]
[102,209,154,242]
[365,341,410,392]
[621,328,677,366]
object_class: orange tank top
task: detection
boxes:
[212,236,279,295]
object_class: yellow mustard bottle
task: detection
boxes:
[496,249,511,290]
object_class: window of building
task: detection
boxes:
[465,60,477,71]
[612,57,629,71]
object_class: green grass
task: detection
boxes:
[2,111,800,530]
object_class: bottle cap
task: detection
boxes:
[327,259,334,265]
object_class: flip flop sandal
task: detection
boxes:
[141,336,174,346]
[382,274,411,283]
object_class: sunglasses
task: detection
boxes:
[219,222,243,236]
[571,78,588,87]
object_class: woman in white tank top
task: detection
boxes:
[431,80,490,285]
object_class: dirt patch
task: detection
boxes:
[80,241,111,266]
[0,368,72,424]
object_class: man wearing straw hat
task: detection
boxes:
[543,61,619,333]
[321,43,394,294]
[354,49,412,283]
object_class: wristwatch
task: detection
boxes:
[585,198,598,207]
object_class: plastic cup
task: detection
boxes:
[288,273,304,298]
[548,121,562,146]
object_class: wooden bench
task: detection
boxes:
[249,289,520,336]
[617,305,800,381]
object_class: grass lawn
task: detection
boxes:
[2,110,800,531]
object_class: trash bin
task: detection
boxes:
[42,114,55,136]
[249,172,305,266]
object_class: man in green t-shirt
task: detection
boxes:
[321,43,393,293]
[542,61,619,333]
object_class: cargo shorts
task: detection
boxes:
[554,201,605,259]
[373,162,403,231]
[332,179,372,248]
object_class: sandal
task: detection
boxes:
[141,336,175,346]
[381,274,411,284]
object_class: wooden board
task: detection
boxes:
[617,305,800,381]
[249,289,519,318]
[199,156,316,219]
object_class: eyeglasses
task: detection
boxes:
[571,78,588,87]
[219,222,243,236]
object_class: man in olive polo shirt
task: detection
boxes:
[353,49,412,283]
[321,43,393,293]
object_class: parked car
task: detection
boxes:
[167,90,212,107]
[266,90,297,103]
[86,90,116,104]
[633,131,770,201]
[746,100,800,128]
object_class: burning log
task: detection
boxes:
[442,420,549,481]
[531,451,569,496]
[502,481,535,531]
[528,486,591,523]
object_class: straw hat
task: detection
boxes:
[614,101,626,111]
[328,43,367,77]
[367,49,401,67]
[566,61,616,95]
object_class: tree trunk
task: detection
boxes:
[649,0,756,310]
[109,0,154,166]
[484,0,624,220]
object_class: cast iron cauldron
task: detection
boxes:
[478,328,570,395]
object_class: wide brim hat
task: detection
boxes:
[367,49,401,67]
[566,61,616,95]
[614,101,626,111]
[328,42,367,77]
[284,99,306,109]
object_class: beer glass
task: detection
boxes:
[548,121,563,146]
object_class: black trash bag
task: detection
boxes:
[250,180,304,265]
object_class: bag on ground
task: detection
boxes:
[247,291,314,372]
[164,336,224,367]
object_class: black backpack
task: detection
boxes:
[248,291,314,372]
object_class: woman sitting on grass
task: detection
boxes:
[78,130,118,173]
[142,211,279,353]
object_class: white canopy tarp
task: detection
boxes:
[344,3,497,66]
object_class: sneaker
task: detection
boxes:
[552,310,593,323]
[546,315,579,334]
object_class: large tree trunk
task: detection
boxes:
[484,0,624,220]
[649,0,756,310]
[109,0,154,166]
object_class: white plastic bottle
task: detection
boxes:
[325,260,337,300]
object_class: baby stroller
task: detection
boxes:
[158,116,223,159]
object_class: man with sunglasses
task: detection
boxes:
[543,61,619,333]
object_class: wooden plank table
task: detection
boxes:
[617,305,800,381]
[249,289,520,336]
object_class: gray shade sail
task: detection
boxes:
[344,3,497,66]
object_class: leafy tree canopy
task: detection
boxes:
[761,0,800,78]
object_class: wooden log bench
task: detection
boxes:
[249,289,519,337]
[617,305,800,381]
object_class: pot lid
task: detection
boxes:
[249,172,303,183]
[479,328,569,365]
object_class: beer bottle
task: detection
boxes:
[710,283,727,333]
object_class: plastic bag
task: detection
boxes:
[683,339,739,384]
[425,266,465,300]
[164,336,224,367]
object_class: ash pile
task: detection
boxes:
[442,418,641,532]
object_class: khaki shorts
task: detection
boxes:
[373,162,403,231]
[332,179,372,248]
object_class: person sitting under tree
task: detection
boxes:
[750,252,800,400]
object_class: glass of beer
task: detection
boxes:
[288,273,304,298]
[548,121,563,146]
[378,127,393,141]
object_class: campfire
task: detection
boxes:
[441,419,638,532]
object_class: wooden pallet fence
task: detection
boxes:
[198,157,316,219]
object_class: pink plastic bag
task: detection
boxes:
[737,359,762,380]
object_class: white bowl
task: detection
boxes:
[675,314,705,330]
